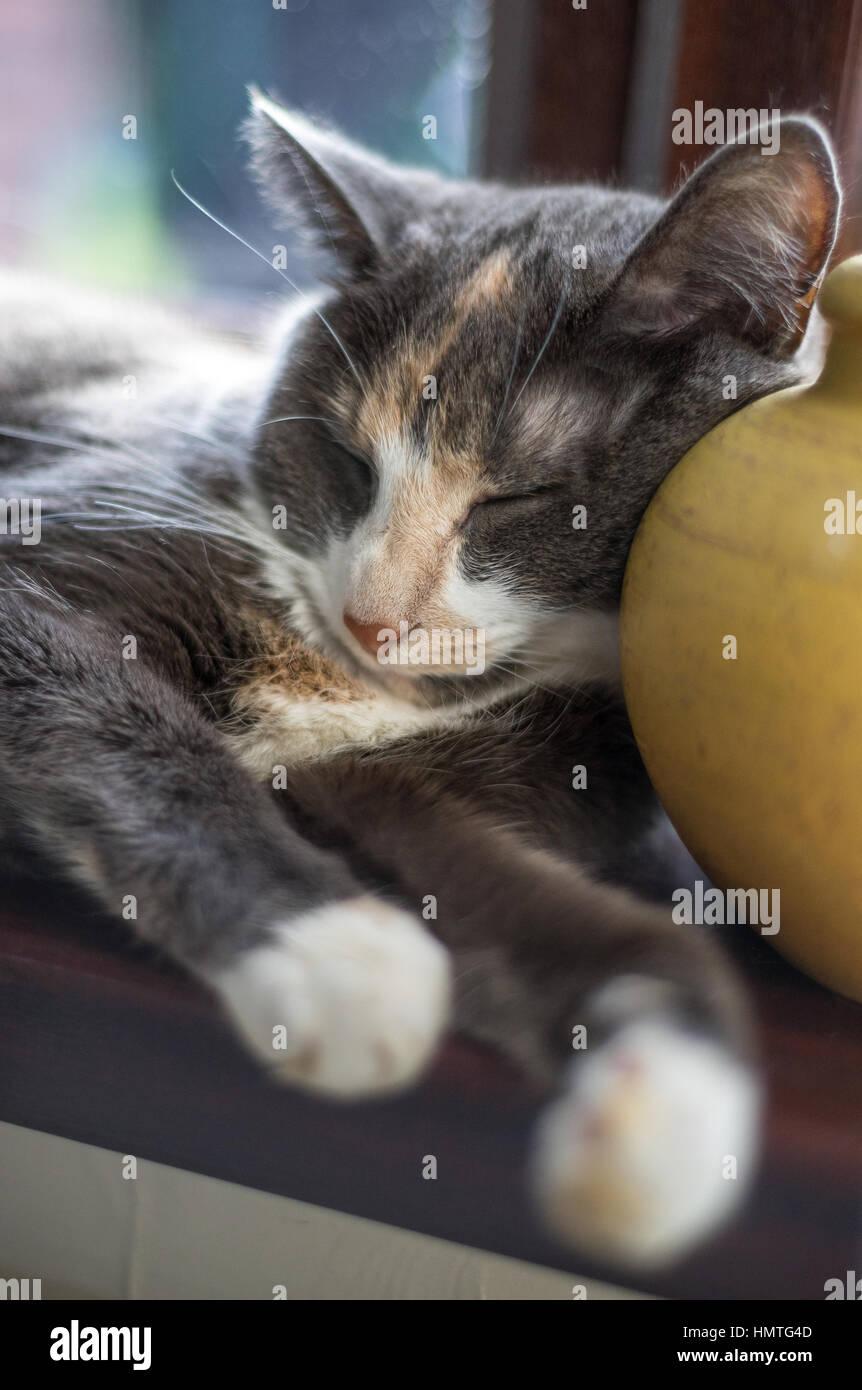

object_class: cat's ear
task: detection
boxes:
[244,88,435,276]
[603,117,841,356]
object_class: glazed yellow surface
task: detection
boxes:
[621,256,862,1001]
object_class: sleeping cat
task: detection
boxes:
[0,93,840,1269]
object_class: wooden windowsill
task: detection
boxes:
[1,874,861,1299]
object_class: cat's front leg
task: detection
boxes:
[0,598,451,1096]
[529,983,759,1269]
[285,758,761,1267]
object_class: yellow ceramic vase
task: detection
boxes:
[620,255,862,1002]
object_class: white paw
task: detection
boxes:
[213,895,451,1097]
[531,1021,761,1268]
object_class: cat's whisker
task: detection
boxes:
[0,422,96,452]
[490,318,523,445]
[0,423,234,521]
[133,414,242,455]
[506,288,567,421]
[170,172,367,394]
[10,431,269,556]
[0,564,74,612]
[260,414,343,431]
[40,495,248,552]
[289,171,373,381]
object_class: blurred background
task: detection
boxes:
[0,0,490,300]
[0,0,860,308]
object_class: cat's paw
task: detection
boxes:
[530,1021,761,1268]
[213,894,451,1097]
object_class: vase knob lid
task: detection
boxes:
[818,254,862,328]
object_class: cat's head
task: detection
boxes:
[244,92,840,701]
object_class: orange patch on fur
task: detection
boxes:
[335,251,515,635]
[457,248,513,311]
[353,249,513,453]
[240,616,366,703]
[360,471,478,626]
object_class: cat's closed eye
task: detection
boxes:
[320,439,375,494]
[338,445,375,480]
[463,481,566,525]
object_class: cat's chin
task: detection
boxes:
[344,655,522,712]
[303,608,520,709]
[313,622,451,707]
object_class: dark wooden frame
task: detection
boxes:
[484,0,862,250]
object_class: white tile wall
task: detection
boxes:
[0,1121,646,1300]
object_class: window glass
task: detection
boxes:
[0,0,491,299]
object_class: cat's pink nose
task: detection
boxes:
[343,612,391,658]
